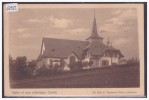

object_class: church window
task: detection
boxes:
[102,60,109,66]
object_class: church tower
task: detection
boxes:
[86,10,103,43]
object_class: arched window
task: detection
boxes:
[69,55,76,64]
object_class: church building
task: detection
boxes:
[37,13,124,71]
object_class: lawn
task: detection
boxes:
[11,64,140,88]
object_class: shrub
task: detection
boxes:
[89,61,93,66]
[69,61,83,71]
[82,61,89,67]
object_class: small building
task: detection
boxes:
[37,13,124,71]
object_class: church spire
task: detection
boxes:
[87,9,103,41]
[92,9,97,35]
[94,8,95,19]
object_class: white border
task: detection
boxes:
[0,0,148,100]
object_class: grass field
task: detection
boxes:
[11,64,140,88]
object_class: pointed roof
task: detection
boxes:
[40,38,88,59]
[87,10,103,40]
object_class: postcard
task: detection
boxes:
[3,3,146,97]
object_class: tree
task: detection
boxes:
[89,61,93,66]
[82,61,89,67]
[75,61,83,70]
[69,61,83,71]
[53,63,59,72]
[59,59,65,71]
[28,60,37,76]
[15,56,28,79]
[69,56,76,71]
[9,55,16,80]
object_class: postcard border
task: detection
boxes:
[2,2,147,98]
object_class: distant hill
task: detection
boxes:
[11,63,140,88]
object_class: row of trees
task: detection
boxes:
[9,55,94,80]
[9,56,36,80]
[127,57,140,64]
[9,55,140,80]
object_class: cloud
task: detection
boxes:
[66,27,89,34]
[16,28,28,33]
[113,9,123,15]
[113,37,133,46]
[104,9,136,26]
[106,18,124,25]
[49,16,73,28]
[27,18,43,23]
[119,9,137,21]
[16,28,32,38]
[100,23,122,35]
[100,9,137,39]
[18,33,31,38]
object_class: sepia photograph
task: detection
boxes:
[3,2,146,97]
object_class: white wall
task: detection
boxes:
[100,56,119,66]
[112,57,119,64]
[83,57,90,62]
[41,43,45,55]
[41,58,61,66]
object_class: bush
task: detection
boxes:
[82,61,89,67]
[69,61,83,71]
[89,61,93,66]
[36,67,53,76]
[9,56,30,80]
[28,60,37,76]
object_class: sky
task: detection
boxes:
[9,8,139,60]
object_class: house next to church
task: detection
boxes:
[37,13,124,71]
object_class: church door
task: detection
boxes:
[69,55,76,70]
[69,55,76,64]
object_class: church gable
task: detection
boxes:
[68,52,80,62]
